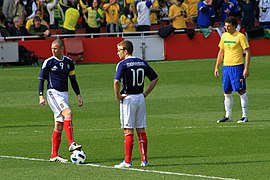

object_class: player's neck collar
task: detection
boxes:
[54,56,64,61]
[125,55,135,59]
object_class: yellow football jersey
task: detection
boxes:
[219,31,249,66]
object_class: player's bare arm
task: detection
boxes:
[114,80,127,101]
[214,48,224,78]
[143,77,159,98]
[243,48,251,79]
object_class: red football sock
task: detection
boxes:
[64,119,74,146]
[138,132,148,162]
[124,133,134,164]
[51,129,62,158]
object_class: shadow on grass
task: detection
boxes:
[150,159,270,167]
[88,155,270,168]
[0,124,50,128]
[88,155,204,164]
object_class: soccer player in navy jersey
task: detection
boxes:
[114,40,159,168]
[38,39,83,162]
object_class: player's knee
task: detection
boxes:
[54,122,64,132]
[62,108,72,118]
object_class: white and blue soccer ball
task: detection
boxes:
[70,150,86,164]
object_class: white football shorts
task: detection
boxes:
[120,93,146,129]
[47,89,69,122]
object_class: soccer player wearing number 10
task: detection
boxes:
[38,39,83,162]
[114,40,159,168]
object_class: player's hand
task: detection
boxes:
[77,95,83,107]
[214,68,219,78]
[243,69,249,79]
[116,94,127,102]
[39,96,46,106]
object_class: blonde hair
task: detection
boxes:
[52,38,64,49]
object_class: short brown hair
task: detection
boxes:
[33,16,41,23]
[225,16,238,27]
[117,40,133,55]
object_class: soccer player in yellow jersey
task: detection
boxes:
[214,16,251,123]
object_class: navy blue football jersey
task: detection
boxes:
[114,56,158,95]
[38,56,75,92]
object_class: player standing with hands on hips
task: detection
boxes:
[214,16,251,123]
[114,40,159,168]
[38,39,83,162]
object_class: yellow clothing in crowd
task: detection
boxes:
[103,3,120,23]
[119,13,137,32]
[168,3,189,29]
[185,0,200,18]
[63,8,80,31]
[150,0,159,25]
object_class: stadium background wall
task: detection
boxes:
[17,32,270,64]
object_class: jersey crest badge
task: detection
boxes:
[51,66,58,71]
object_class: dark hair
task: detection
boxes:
[90,0,100,9]
[33,16,42,23]
[123,4,134,21]
[225,16,238,27]
[71,0,78,8]
[35,9,42,14]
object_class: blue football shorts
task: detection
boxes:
[222,64,246,93]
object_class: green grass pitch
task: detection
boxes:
[0,56,270,179]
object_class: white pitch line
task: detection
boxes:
[0,155,239,180]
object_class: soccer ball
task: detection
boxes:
[70,150,86,164]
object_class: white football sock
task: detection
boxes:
[224,94,233,119]
[240,93,248,118]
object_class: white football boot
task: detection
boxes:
[114,161,132,168]
[50,156,68,163]
[69,142,82,152]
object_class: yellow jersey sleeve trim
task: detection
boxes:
[69,70,75,76]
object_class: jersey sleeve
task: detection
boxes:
[168,5,174,17]
[218,35,224,49]
[69,61,76,76]
[114,62,124,81]
[145,0,153,8]
[239,34,249,50]
[38,59,50,80]
[145,62,158,81]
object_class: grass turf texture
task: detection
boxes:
[0,56,270,179]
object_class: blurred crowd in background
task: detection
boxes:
[0,0,269,38]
